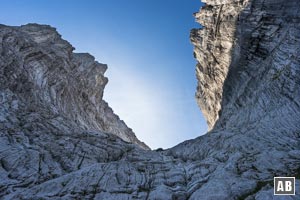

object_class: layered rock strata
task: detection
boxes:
[0,0,300,198]
[191,0,300,132]
[190,0,247,129]
[0,24,149,150]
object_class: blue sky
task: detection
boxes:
[1,0,207,149]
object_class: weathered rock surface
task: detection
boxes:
[191,0,300,132]
[0,23,149,150]
[1,0,300,199]
[190,0,247,129]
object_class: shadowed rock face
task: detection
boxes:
[0,0,300,199]
[191,0,300,132]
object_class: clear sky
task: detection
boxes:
[1,0,207,149]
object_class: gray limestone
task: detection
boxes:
[0,0,300,199]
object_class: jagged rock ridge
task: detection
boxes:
[0,0,300,199]
[0,23,149,150]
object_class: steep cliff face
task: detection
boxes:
[191,0,300,132]
[0,24,149,150]
[1,0,300,199]
[191,0,247,129]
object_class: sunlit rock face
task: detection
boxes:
[191,0,300,132]
[1,0,300,198]
[190,0,247,129]
[0,24,149,150]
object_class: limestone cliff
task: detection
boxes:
[191,0,300,132]
[0,0,300,199]
[0,24,149,150]
[190,0,247,129]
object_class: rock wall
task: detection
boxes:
[0,0,300,198]
[0,24,149,150]
[191,0,300,132]
[191,0,248,129]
